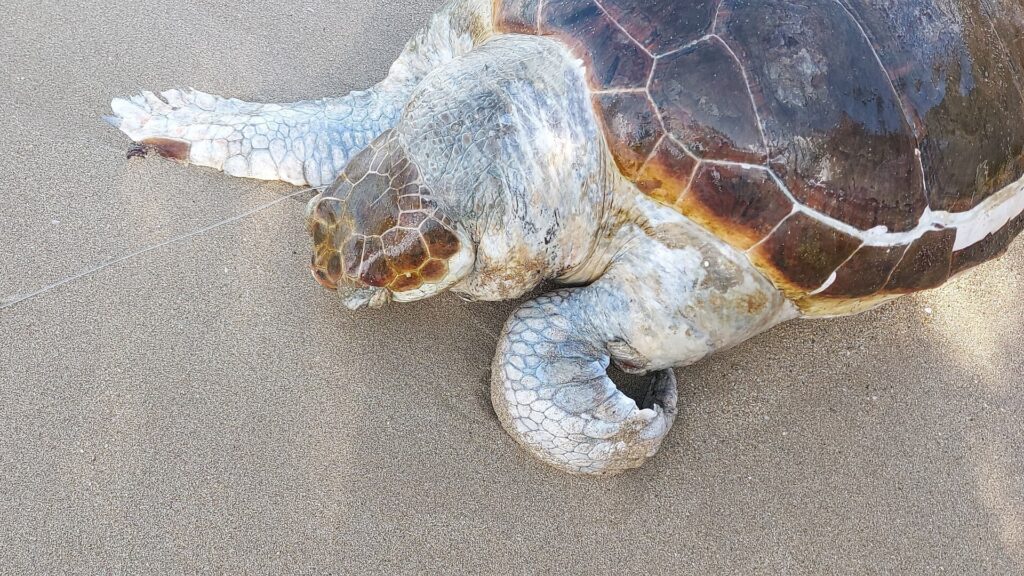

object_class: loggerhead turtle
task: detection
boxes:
[108,0,1024,475]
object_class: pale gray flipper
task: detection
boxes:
[106,0,493,187]
[106,89,399,187]
[492,288,679,476]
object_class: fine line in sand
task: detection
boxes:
[0,187,320,312]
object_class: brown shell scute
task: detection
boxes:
[346,173,400,237]
[635,137,699,206]
[749,212,862,295]
[840,0,1024,213]
[541,0,653,90]
[681,164,793,251]
[650,38,765,163]
[819,244,907,299]
[390,273,425,292]
[398,211,428,228]
[494,0,1024,309]
[598,0,717,54]
[717,0,926,233]
[593,92,663,178]
[883,229,956,293]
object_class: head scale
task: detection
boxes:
[306,132,474,309]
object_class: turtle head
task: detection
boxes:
[305,132,475,310]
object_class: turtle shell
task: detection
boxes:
[495,0,1024,315]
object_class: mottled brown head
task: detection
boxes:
[307,131,474,308]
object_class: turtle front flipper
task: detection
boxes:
[106,0,494,188]
[106,88,405,188]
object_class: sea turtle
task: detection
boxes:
[107,0,1024,475]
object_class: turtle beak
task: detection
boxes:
[305,264,389,309]
[340,286,391,310]
[309,263,391,310]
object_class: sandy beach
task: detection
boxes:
[1,1,1022,572]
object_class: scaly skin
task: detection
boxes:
[108,88,405,187]
[491,193,796,475]
[107,0,493,188]
[109,0,798,474]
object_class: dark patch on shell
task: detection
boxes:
[820,243,908,298]
[650,38,765,164]
[593,92,663,178]
[541,0,653,90]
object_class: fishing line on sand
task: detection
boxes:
[0,186,320,312]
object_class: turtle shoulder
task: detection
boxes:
[494,0,1024,315]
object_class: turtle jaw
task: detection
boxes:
[309,267,390,310]
[339,285,392,310]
